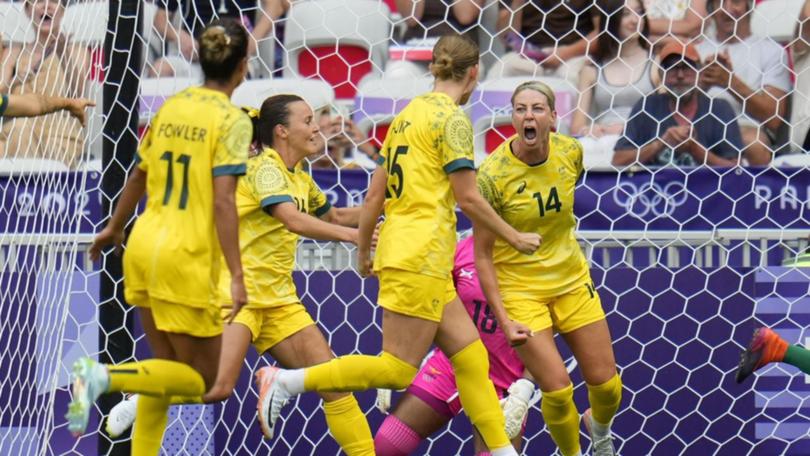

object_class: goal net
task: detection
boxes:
[1,0,809,454]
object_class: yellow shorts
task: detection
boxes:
[138,297,223,338]
[224,304,315,354]
[505,281,605,334]
[377,268,457,322]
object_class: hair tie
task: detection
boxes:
[211,25,231,45]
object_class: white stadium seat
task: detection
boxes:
[231,78,335,111]
[283,0,391,99]
[751,0,804,42]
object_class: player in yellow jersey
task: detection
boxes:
[256,34,540,456]
[66,19,251,455]
[104,96,375,455]
[474,81,622,456]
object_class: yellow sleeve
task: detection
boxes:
[213,110,251,177]
[477,164,504,214]
[306,174,331,217]
[573,138,584,178]
[441,109,475,174]
[249,158,294,210]
[135,125,153,172]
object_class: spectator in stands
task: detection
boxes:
[309,107,380,170]
[613,42,743,167]
[486,0,598,84]
[791,0,810,152]
[643,0,708,45]
[571,0,659,165]
[696,0,789,165]
[384,0,484,79]
[0,0,91,168]
[151,0,282,77]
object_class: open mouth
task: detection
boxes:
[523,126,537,141]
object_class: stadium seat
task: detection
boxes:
[773,153,810,167]
[0,3,34,43]
[231,78,335,111]
[283,0,391,99]
[354,77,433,147]
[139,77,198,125]
[0,158,70,174]
[62,2,107,46]
[751,0,804,42]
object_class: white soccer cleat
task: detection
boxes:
[66,357,109,437]
[583,408,616,456]
[105,394,138,438]
[500,378,535,439]
[375,389,392,414]
[255,366,292,440]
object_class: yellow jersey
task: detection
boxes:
[220,148,330,308]
[0,94,7,116]
[373,92,475,279]
[125,86,251,307]
[477,133,589,299]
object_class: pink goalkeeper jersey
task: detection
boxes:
[453,237,525,390]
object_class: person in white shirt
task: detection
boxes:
[790,0,810,152]
[696,0,791,165]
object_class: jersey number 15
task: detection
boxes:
[385,145,408,198]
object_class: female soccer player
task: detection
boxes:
[105,95,375,455]
[374,235,531,456]
[256,34,540,456]
[474,81,622,456]
[66,19,251,455]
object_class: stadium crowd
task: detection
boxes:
[0,0,806,169]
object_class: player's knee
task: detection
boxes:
[379,352,417,390]
[204,383,235,403]
[587,373,622,404]
[542,383,574,407]
[449,340,490,377]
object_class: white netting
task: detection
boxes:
[2,0,810,454]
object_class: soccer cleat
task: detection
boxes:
[583,408,616,456]
[500,378,534,439]
[66,357,110,437]
[105,394,138,438]
[255,366,292,440]
[736,327,789,384]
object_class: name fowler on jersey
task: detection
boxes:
[155,122,208,142]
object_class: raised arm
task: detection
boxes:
[450,168,540,254]
[4,94,95,126]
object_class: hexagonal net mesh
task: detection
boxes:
[1,0,810,454]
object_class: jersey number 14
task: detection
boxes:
[532,187,562,217]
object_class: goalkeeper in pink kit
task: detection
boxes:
[374,236,534,455]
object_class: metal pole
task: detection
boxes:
[99,0,141,453]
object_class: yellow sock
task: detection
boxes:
[108,359,206,398]
[131,395,170,456]
[450,341,511,451]
[169,395,203,405]
[303,352,417,392]
[587,373,622,427]
[541,384,580,456]
[323,394,374,456]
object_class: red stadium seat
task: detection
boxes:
[284,0,391,99]
[485,125,517,154]
[297,46,373,99]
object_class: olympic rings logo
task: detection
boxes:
[611,181,689,218]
